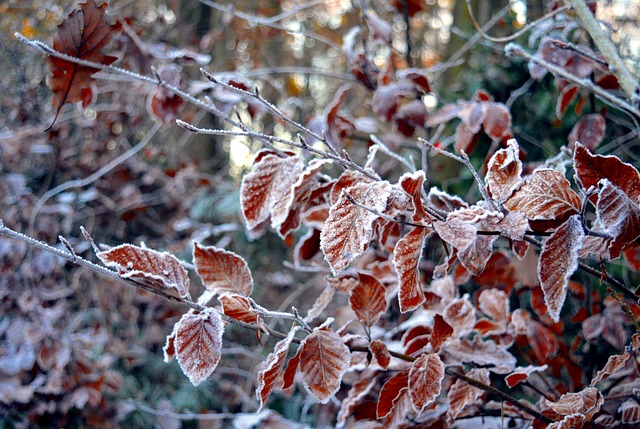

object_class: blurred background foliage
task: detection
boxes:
[1,0,640,428]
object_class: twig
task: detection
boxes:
[370,135,416,172]
[466,1,572,43]
[343,191,427,229]
[571,0,639,102]
[505,43,640,118]
[549,39,608,67]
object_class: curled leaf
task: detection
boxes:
[256,326,297,411]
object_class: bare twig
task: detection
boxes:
[370,135,416,172]
[549,39,608,67]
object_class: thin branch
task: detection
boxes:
[370,135,416,172]
[505,43,640,118]
[343,191,427,229]
[571,0,639,101]
[549,39,608,67]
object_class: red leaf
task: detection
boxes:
[336,378,378,427]
[193,242,253,297]
[298,325,351,403]
[394,99,428,136]
[219,293,259,324]
[399,170,429,222]
[573,142,640,202]
[330,170,374,205]
[321,181,392,274]
[504,169,582,221]
[282,347,302,390]
[148,65,184,125]
[408,353,444,414]
[372,83,411,121]
[556,85,579,119]
[486,139,523,204]
[349,272,388,327]
[171,309,224,386]
[505,365,548,388]
[240,151,305,231]
[398,68,432,93]
[430,314,454,352]
[545,386,603,420]
[47,1,120,124]
[377,370,409,419]
[97,244,190,298]
[538,215,585,322]
[369,339,391,369]
[482,102,512,140]
[256,326,297,411]
[568,114,606,151]
[393,227,428,313]
[442,336,517,371]
[448,368,490,419]
[458,101,484,134]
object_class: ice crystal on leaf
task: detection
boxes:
[193,242,253,297]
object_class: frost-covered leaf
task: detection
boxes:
[433,219,476,253]
[97,244,189,298]
[398,170,429,222]
[282,347,302,391]
[573,142,640,202]
[458,101,484,133]
[336,377,378,427]
[443,297,476,337]
[393,227,427,313]
[299,326,350,403]
[619,399,640,424]
[377,369,409,419]
[430,314,454,352]
[441,337,516,372]
[240,151,305,230]
[369,339,391,369]
[478,289,509,324]
[505,365,548,388]
[163,331,176,362]
[545,386,603,420]
[482,102,511,140]
[256,326,297,411]
[193,242,253,297]
[504,169,582,220]
[568,114,605,150]
[448,368,489,419]
[321,181,392,274]
[219,293,260,324]
[496,210,529,241]
[428,187,469,213]
[304,283,336,324]
[408,353,444,414]
[486,139,522,204]
[590,352,631,386]
[172,309,224,386]
[538,215,584,322]
[349,272,387,327]
[556,85,579,119]
[547,414,585,429]
[148,65,184,125]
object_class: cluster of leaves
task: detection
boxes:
[3,0,640,428]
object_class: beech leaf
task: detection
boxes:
[448,368,490,419]
[349,272,388,327]
[256,326,297,411]
[538,215,584,322]
[219,294,260,325]
[336,378,378,427]
[171,309,224,386]
[369,339,391,369]
[392,227,428,313]
[321,181,392,274]
[486,139,522,204]
[505,365,548,388]
[408,353,444,414]
[545,386,603,420]
[377,369,409,419]
[193,242,253,297]
[590,352,631,386]
[96,244,190,298]
[299,326,351,403]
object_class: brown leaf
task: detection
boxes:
[441,336,517,371]
[256,326,297,411]
[619,399,640,424]
[574,142,640,202]
[377,369,409,419]
[193,242,253,297]
[299,325,351,403]
[148,65,184,125]
[330,170,374,206]
[408,353,444,414]
[556,85,579,119]
[171,309,224,386]
[219,294,260,324]
[546,386,603,420]
[482,102,512,140]
[349,272,388,327]
[568,114,606,151]
[547,414,585,429]
[398,170,429,222]
[448,368,490,419]
[393,227,428,313]
[486,139,523,204]
[304,283,336,324]
[321,181,392,274]
[97,244,189,298]
[538,215,585,322]
[240,151,305,231]
[504,168,582,220]
[443,297,476,337]
[478,289,509,324]
[590,352,631,386]
[47,1,120,125]
[430,314,454,352]
[336,377,378,427]
[505,365,548,388]
[458,101,484,134]
[369,339,391,369]
[282,347,302,391]
[593,179,640,259]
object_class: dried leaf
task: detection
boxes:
[148,65,184,125]
[337,377,378,427]
[442,337,517,372]
[448,368,490,419]
[568,114,605,150]
[349,272,388,327]
[482,102,512,140]
[505,365,548,388]
[282,347,302,390]
[393,227,427,313]
[547,414,585,429]
[321,181,392,274]
[377,369,409,419]
[398,170,429,222]
[240,152,305,231]
[47,0,120,123]
[172,309,224,386]
[619,399,640,424]
[299,326,351,403]
[304,284,336,324]
[546,386,603,420]
[193,242,253,297]
[443,297,476,337]
[538,215,584,322]
[590,352,631,386]
[256,326,297,411]
[97,244,189,298]
[219,294,260,324]
[504,169,582,220]
[478,289,509,324]
[369,339,391,369]
[408,353,444,414]
[486,139,523,204]
[556,85,579,119]
[593,179,640,259]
